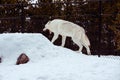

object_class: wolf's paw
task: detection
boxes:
[75,51,81,53]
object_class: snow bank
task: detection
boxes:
[0,33,52,64]
[0,33,120,80]
[0,33,82,64]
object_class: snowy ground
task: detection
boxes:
[0,33,120,80]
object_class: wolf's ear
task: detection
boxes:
[47,21,51,25]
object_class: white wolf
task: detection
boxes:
[43,19,91,55]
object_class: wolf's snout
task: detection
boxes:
[43,28,47,31]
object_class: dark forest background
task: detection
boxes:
[0,0,120,55]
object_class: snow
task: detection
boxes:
[0,33,120,80]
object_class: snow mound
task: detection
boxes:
[0,33,120,80]
[0,33,85,64]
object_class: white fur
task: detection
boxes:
[43,19,91,55]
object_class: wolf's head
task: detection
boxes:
[43,21,52,34]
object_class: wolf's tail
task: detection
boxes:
[81,33,90,46]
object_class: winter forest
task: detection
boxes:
[0,0,120,55]
[0,1,120,80]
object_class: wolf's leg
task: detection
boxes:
[81,33,91,55]
[85,45,91,55]
[78,44,83,52]
[51,34,59,43]
[61,36,66,47]
[72,38,83,53]
[82,44,91,55]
